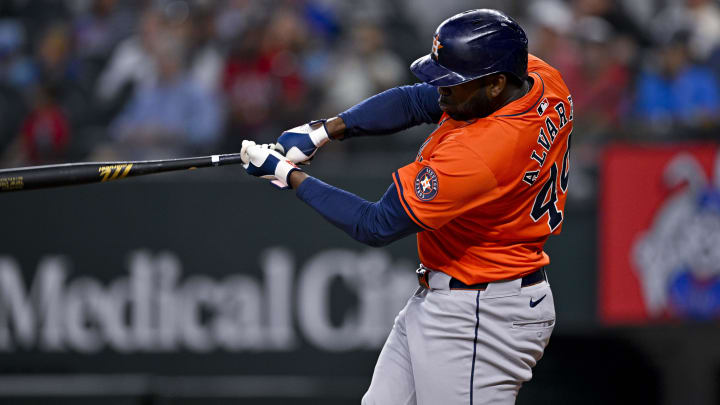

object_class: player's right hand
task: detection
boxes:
[276,120,331,164]
[241,140,300,189]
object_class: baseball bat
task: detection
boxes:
[0,153,247,192]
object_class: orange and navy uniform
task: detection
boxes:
[392,55,573,284]
[296,55,572,285]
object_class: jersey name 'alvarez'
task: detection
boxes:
[522,95,574,186]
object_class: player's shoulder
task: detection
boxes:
[442,118,500,145]
[426,121,494,168]
[438,119,519,173]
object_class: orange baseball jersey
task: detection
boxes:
[392,55,573,284]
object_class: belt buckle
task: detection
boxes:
[416,267,430,289]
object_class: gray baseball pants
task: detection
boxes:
[362,270,555,405]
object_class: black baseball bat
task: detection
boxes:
[0,153,247,192]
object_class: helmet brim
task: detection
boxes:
[410,54,476,87]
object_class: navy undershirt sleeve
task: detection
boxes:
[338,83,442,138]
[296,177,422,247]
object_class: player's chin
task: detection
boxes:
[441,102,476,121]
[446,109,473,121]
[453,104,493,121]
[439,102,462,119]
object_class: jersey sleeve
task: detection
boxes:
[296,177,422,247]
[338,83,442,138]
[392,139,497,230]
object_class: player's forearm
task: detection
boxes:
[277,85,440,162]
[337,84,442,139]
[294,176,421,247]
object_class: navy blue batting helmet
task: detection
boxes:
[410,9,528,87]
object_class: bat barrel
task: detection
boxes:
[0,153,246,192]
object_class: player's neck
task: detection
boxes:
[496,77,532,110]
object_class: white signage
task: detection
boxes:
[0,248,416,353]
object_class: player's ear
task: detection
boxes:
[486,74,507,99]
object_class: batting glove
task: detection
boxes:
[276,120,331,164]
[241,140,300,189]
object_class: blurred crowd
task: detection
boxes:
[0,0,719,195]
[0,0,420,165]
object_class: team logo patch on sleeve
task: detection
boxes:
[414,166,439,201]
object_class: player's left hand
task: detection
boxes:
[241,140,300,189]
[276,120,331,164]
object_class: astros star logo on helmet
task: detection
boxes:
[431,34,443,59]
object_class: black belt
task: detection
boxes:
[416,267,546,290]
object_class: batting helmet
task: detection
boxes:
[410,9,528,87]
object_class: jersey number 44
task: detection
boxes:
[530,133,571,232]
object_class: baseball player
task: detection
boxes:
[240,9,572,405]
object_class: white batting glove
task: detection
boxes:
[276,120,331,164]
[241,140,300,189]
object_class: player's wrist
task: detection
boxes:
[308,119,331,146]
[289,170,309,189]
[324,117,346,140]
[274,157,300,186]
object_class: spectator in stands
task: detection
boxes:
[108,34,222,159]
[0,21,92,166]
[634,30,720,136]
[653,0,720,62]
[527,0,575,68]
[72,0,133,58]
[559,16,631,135]
[0,83,70,167]
[222,7,310,145]
[0,19,31,156]
[320,21,405,115]
[186,5,223,93]
[572,0,653,47]
[95,7,162,107]
[20,83,70,164]
[0,19,34,89]
[72,0,135,78]
[33,23,82,89]
[554,16,633,201]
